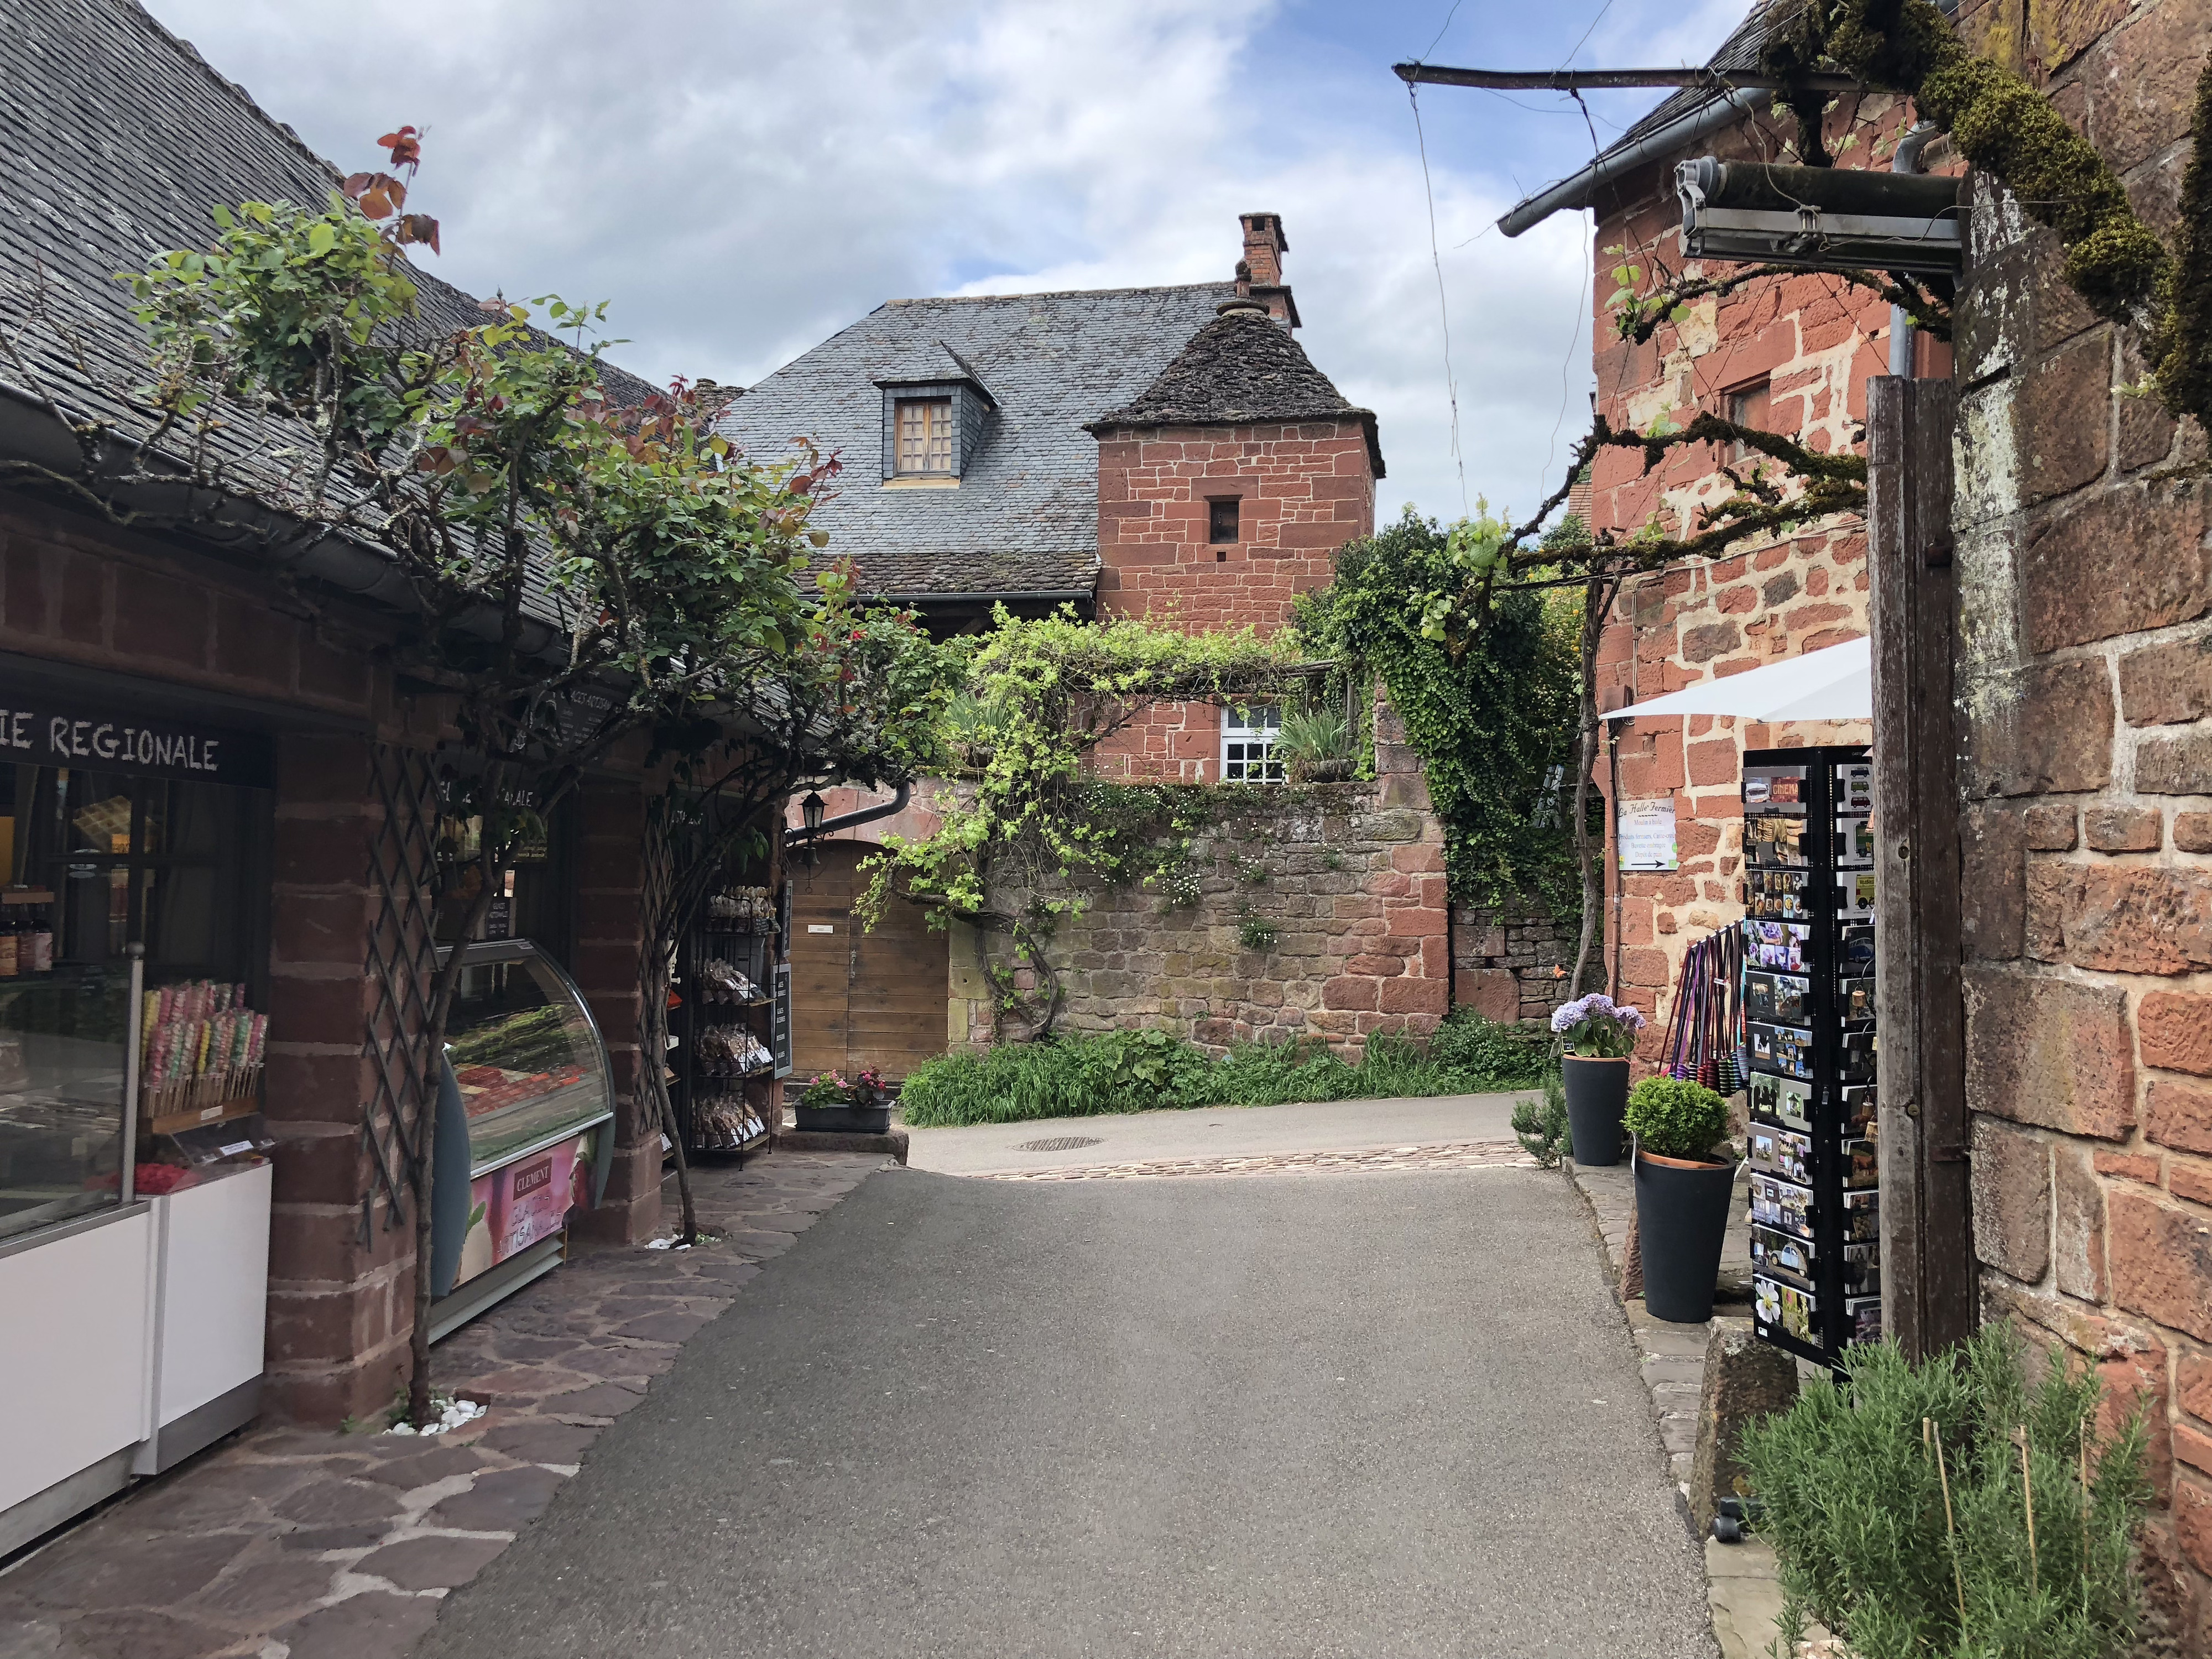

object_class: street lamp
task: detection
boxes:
[800,791,826,837]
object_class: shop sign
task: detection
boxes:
[1616,796,1679,871]
[0,691,273,787]
[771,962,793,1079]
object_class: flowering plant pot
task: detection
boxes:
[1633,1148,1739,1323]
[1562,1055,1630,1166]
[794,1103,892,1134]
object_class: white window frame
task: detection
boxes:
[1220,705,1285,784]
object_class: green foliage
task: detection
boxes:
[1235,915,1278,952]
[1511,1068,1571,1168]
[896,1010,1546,1127]
[1623,1075,1729,1160]
[1277,702,1353,764]
[1741,1324,2152,1659]
[860,607,1304,1035]
[1296,507,1583,916]
[1430,1008,1552,1077]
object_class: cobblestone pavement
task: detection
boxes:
[972,1138,1535,1181]
[0,1151,892,1659]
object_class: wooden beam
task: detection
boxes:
[1392,64,1861,92]
[1867,375,1974,1361]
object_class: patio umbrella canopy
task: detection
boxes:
[1603,637,1871,723]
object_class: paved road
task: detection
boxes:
[419,1166,1715,1659]
[904,1089,1536,1175]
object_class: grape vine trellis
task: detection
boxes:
[1445,0,2212,642]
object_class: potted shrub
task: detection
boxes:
[794,1068,893,1134]
[1625,1075,1735,1323]
[1550,994,1647,1166]
[1277,703,1355,784]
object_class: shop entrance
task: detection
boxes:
[787,843,947,1083]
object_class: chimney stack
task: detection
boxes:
[1235,212,1300,330]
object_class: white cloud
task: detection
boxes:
[137,0,1767,528]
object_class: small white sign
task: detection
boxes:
[807,924,836,934]
[1618,796,1679,872]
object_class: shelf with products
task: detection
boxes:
[1741,748,1881,1369]
[669,879,791,1159]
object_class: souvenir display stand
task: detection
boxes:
[1741,745,1881,1366]
[427,938,615,1342]
[670,882,791,1159]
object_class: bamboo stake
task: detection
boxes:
[1927,1417,1970,1632]
[2015,1425,2038,1595]
[2080,1426,2091,1618]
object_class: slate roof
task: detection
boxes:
[718,284,1237,599]
[1598,1,1798,160]
[1091,309,1384,478]
[0,0,656,538]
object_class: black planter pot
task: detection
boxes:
[795,1103,892,1134]
[1634,1150,1739,1323]
[1563,1056,1630,1166]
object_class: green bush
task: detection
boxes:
[896,1012,1547,1127]
[1510,1067,1569,1167]
[1741,1323,2151,1659]
[1623,1075,1729,1160]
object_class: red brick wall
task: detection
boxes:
[1585,95,1945,1055]
[1944,0,2212,1634]
[1091,416,1374,782]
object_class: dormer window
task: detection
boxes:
[896,398,953,475]
[876,347,996,486]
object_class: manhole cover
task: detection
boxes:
[1016,1135,1102,1152]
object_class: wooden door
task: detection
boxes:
[786,844,948,1082]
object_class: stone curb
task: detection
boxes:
[0,1150,896,1659]
[1561,1155,1804,1659]
[775,1126,910,1164]
[969,1140,1536,1181]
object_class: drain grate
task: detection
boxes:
[1016,1135,1103,1152]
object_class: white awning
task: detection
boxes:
[1603,636,1871,723]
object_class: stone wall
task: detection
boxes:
[1449,903,1575,1024]
[1582,95,1929,1057]
[995,712,1449,1057]
[1944,0,2212,1632]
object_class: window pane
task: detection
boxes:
[66,775,133,855]
[896,398,953,473]
[1209,499,1239,544]
[0,967,132,1241]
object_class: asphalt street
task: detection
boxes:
[902,1089,1536,1175]
[417,1166,1717,1659]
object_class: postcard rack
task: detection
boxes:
[1741,745,1881,1367]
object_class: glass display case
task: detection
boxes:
[0,964,134,1243]
[429,939,614,1332]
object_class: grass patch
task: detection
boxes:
[896,1011,1547,1128]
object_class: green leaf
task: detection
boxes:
[306,221,336,258]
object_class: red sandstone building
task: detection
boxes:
[721,226,1463,1076]
[1503,0,2212,1633]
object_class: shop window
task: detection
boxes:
[0,760,270,1244]
[1221,706,1284,784]
[434,798,577,967]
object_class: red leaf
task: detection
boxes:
[342,171,374,200]
[397,213,441,253]
[359,184,392,219]
[377,126,422,169]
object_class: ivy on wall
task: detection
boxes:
[1293,507,1586,919]
[858,606,1310,1038]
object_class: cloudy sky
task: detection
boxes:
[142,0,1748,528]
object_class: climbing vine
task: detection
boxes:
[1439,0,2212,640]
[1294,507,1587,919]
[857,608,1308,1039]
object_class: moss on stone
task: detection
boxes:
[2154,59,2212,428]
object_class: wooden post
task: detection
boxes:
[1867,375,1974,1360]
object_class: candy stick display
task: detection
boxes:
[139,977,269,1128]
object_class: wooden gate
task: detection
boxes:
[786,843,948,1083]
